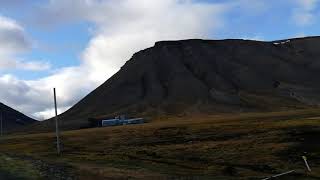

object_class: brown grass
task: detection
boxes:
[0,109,320,179]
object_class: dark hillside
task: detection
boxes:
[0,102,36,133]
[43,37,320,129]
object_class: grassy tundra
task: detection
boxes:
[0,109,320,179]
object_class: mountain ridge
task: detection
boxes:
[0,102,36,133]
[37,36,320,130]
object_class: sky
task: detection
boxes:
[0,0,319,120]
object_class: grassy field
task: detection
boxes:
[0,109,320,179]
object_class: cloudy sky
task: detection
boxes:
[0,0,319,120]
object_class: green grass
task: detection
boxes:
[0,154,43,180]
[0,109,320,179]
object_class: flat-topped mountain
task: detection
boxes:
[44,37,320,130]
[0,102,36,133]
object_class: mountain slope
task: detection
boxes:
[0,103,36,133]
[51,37,320,129]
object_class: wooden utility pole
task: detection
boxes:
[261,170,295,180]
[302,156,311,172]
[0,110,3,137]
[53,88,61,155]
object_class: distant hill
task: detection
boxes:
[43,37,320,130]
[0,102,36,133]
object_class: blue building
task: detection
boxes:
[101,116,145,127]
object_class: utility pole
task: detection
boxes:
[302,156,312,172]
[53,88,61,155]
[0,110,3,137]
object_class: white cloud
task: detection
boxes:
[0,15,50,72]
[0,59,51,71]
[0,0,229,119]
[80,0,227,83]
[35,0,228,83]
[0,15,29,55]
[33,106,71,120]
[292,0,319,26]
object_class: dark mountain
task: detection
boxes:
[0,102,36,133]
[45,37,320,130]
